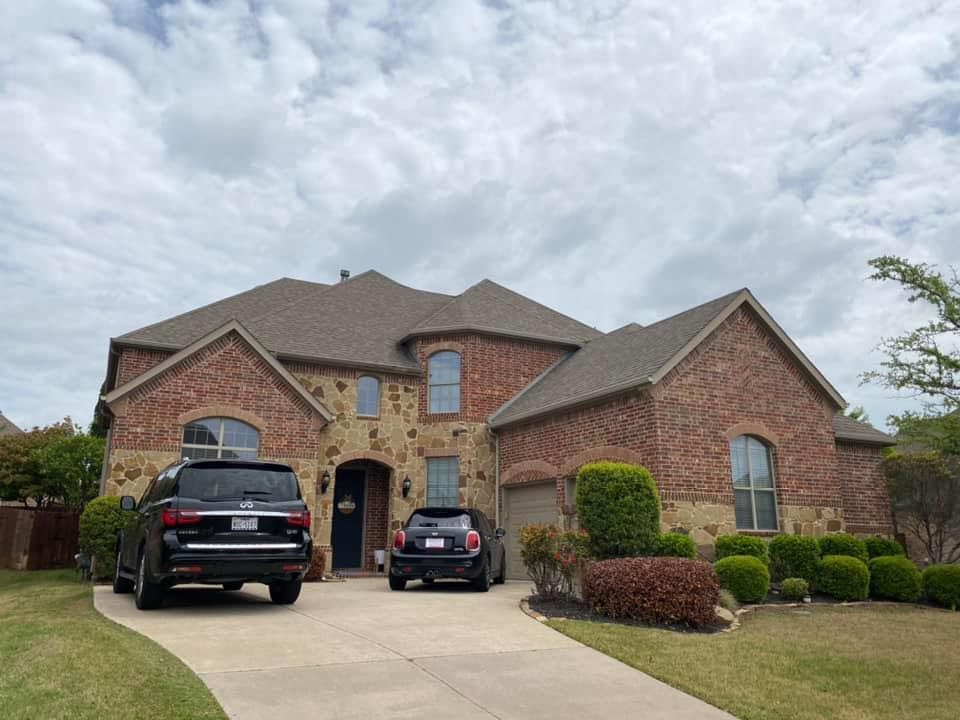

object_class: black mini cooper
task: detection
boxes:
[389,507,506,591]
[114,459,312,610]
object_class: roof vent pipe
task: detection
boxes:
[339,269,350,282]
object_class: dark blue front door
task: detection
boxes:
[332,469,366,569]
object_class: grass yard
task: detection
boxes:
[0,570,225,720]
[550,605,960,720]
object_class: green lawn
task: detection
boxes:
[550,605,960,720]
[0,570,225,720]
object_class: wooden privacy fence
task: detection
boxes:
[0,507,80,570]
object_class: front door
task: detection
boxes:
[331,469,366,569]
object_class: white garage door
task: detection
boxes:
[503,481,558,580]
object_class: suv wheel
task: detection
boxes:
[112,549,134,594]
[269,578,302,605]
[134,551,163,610]
[222,582,244,592]
[472,557,492,592]
[389,575,406,591]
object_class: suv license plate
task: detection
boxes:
[425,537,444,549]
[231,517,258,531]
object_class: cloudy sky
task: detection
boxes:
[1,0,959,432]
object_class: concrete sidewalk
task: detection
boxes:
[95,579,733,719]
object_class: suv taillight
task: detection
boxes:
[393,530,406,550]
[162,509,201,527]
[287,510,311,528]
[466,530,481,551]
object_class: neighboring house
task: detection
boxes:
[99,270,895,576]
[0,411,23,438]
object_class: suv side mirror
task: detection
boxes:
[495,527,505,538]
[120,496,136,511]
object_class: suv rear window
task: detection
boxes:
[408,510,473,528]
[177,462,301,502]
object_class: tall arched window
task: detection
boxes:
[730,435,778,530]
[357,376,380,417]
[181,418,259,460]
[428,351,461,413]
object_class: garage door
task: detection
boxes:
[503,481,558,580]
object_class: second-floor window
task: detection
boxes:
[428,351,461,413]
[181,418,259,460]
[357,376,380,417]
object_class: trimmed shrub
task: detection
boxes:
[768,534,820,583]
[583,557,720,628]
[653,532,697,559]
[869,556,921,602]
[780,577,810,601]
[575,462,661,559]
[922,564,960,610]
[864,536,905,560]
[817,556,870,601]
[714,555,770,603]
[818,533,869,563]
[519,525,591,599]
[78,496,133,580]
[715,534,768,562]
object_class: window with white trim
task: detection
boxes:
[730,435,778,530]
[357,376,380,417]
[428,351,461,413]
[426,457,460,507]
[181,418,259,460]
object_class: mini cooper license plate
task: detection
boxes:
[425,537,444,549]
[231,516,258,531]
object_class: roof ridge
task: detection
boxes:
[246,277,344,325]
[475,279,599,336]
[631,288,747,334]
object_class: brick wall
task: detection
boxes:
[837,442,894,535]
[116,347,173,386]
[362,463,391,571]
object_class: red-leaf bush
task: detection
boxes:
[582,557,720,628]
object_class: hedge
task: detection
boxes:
[714,555,770,603]
[869,556,921,602]
[575,462,660,558]
[864,536,905,560]
[922,564,960,610]
[780,577,809,601]
[768,534,820,583]
[583,557,720,628]
[817,555,870,601]
[653,532,697,559]
[78,496,133,580]
[818,533,868,563]
[714,534,767,562]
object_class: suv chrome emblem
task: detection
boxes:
[239,501,254,509]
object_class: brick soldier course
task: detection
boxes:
[99,270,895,571]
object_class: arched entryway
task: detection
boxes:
[331,459,392,572]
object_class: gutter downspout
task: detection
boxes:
[492,427,500,528]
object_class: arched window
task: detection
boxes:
[428,351,461,413]
[730,435,778,530]
[181,418,259,460]
[357,376,380,417]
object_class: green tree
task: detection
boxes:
[89,380,109,438]
[34,434,105,510]
[0,419,75,507]
[891,410,960,456]
[845,405,870,423]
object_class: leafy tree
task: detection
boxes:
[891,411,960,456]
[89,380,109,439]
[34,434,105,510]
[882,452,960,564]
[844,405,870,423]
[0,419,75,507]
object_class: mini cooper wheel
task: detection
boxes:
[112,548,134,594]
[222,582,244,591]
[472,557,492,592]
[389,575,407,591]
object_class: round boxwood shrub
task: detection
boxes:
[818,533,868,563]
[653,532,697,559]
[714,555,770,603]
[817,555,870,601]
[869,556,921,602]
[768,534,820,583]
[864,536,905,560]
[780,577,810,601]
[922,564,960,610]
[79,496,134,580]
[714,534,767,562]
[583,557,720,627]
[575,462,660,559]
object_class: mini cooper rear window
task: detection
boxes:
[177,464,301,502]
[408,511,472,528]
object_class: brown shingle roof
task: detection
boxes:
[833,415,895,445]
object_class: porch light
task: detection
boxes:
[320,470,331,494]
[402,476,412,498]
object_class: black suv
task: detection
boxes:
[114,459,313,610]
[389,507,506,591]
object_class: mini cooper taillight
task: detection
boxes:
[393,530,406,550]
[286,510,311,528]
[465,530,481,552]
[161,509,201,527]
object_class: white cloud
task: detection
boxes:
[1,0,959,431]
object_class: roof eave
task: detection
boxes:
[489,379,651,429]
[275,352,422,377]
[835,433,896,447]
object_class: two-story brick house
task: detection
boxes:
[99,270,894,577]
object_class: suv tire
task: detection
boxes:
[113,549,134,594]
[134,550,164,610]
[269,578,302,605]
[222,582,244,591]
[389,575,406,591]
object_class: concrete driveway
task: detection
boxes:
[95,579,732,719]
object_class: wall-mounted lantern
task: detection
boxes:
[320,470,331,495]
[402,476,412,498]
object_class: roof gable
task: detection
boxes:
[0,412,23,437]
